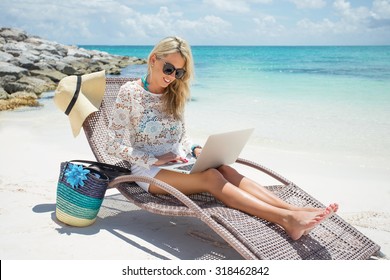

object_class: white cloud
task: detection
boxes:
[253,15,285,36]
[372,0,390,18]
[297,0,390,36]
[369,0,390,28]
[372,0,390,19]
[0,0,389,45]
[123,7,183,38]
[0,0,139,42]
[202,0,272,13]
[332,0,390,31]
[332,0,350,12]
[250,0,273,3]
[333,0,371,22]
[178,15,231,36]
[0,0,232,44]
[121,7,232,42]
[203,0,251,13]
[289,0,326,9]
[297,18,337,33]
[0,0,231,44]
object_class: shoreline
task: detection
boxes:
[0,96,389,259]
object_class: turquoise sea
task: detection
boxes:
[83,45,390,167]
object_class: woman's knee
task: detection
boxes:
[217,165,231,174]
[217,165,243,186]
[217,164,240,178]
[202,168,227,187]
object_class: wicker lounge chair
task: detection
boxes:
[82,77,381,260]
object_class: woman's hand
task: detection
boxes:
[154,152,188,166]
[193,147,202,158]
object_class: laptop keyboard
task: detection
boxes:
[174,164,194,171]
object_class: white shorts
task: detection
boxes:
[130,164,161,192]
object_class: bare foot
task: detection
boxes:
[330,203,339,213]
[302,204,338,236]
[291,203,338,213]
[283,205,337,240]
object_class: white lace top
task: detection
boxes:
[106,81,193,169]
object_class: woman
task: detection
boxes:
[107,36,338,240]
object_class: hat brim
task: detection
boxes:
[54,70,106,137]
[68,93,100,137]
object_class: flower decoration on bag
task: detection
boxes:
[64,164,90,188]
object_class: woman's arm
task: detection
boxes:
[180,120,202,158]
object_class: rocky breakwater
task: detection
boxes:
[0,27,146,110]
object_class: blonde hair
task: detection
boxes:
[147,36,194,119]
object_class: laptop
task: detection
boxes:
[160,128,254,174]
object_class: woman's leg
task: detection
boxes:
[151,168,334,240]
[216,165,337,212]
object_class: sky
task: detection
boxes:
[1,0,390,46]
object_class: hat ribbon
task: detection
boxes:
[65,75,82,116]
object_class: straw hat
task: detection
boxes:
[54,70,106,137]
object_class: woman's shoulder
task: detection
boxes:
[120,79,142,91]
[118,79,144,98]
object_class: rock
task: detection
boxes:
[3,80,33,93]
[30,69,67,82]
[14,55,38,70]
[0,87,8,99]
[106,66,122,75]
[25,53,41,63]
[66,46,92,58]
[0,51,14,62]
[36,43,62,56]
[55,62,77,75]
[131,57,147,65]
[0,27,146,111]
[0,27,28,41]
[33,61,55,71]
[0,95,40,110]
[0,62,29,78]
[0,75,17,88]
[0,37,6,48]
[9,91,38,99]
[2,41,31,57]
[17,76,55,94]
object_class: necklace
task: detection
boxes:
[141,75,149,91]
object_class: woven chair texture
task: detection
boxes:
[82,77,381,260]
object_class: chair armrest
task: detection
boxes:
[235,158,292,186]
[108,175,209,220]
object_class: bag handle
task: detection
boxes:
[68,160,129,174]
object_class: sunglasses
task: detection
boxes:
[157,58,186,79]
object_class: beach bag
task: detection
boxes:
[55,160,129,227]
